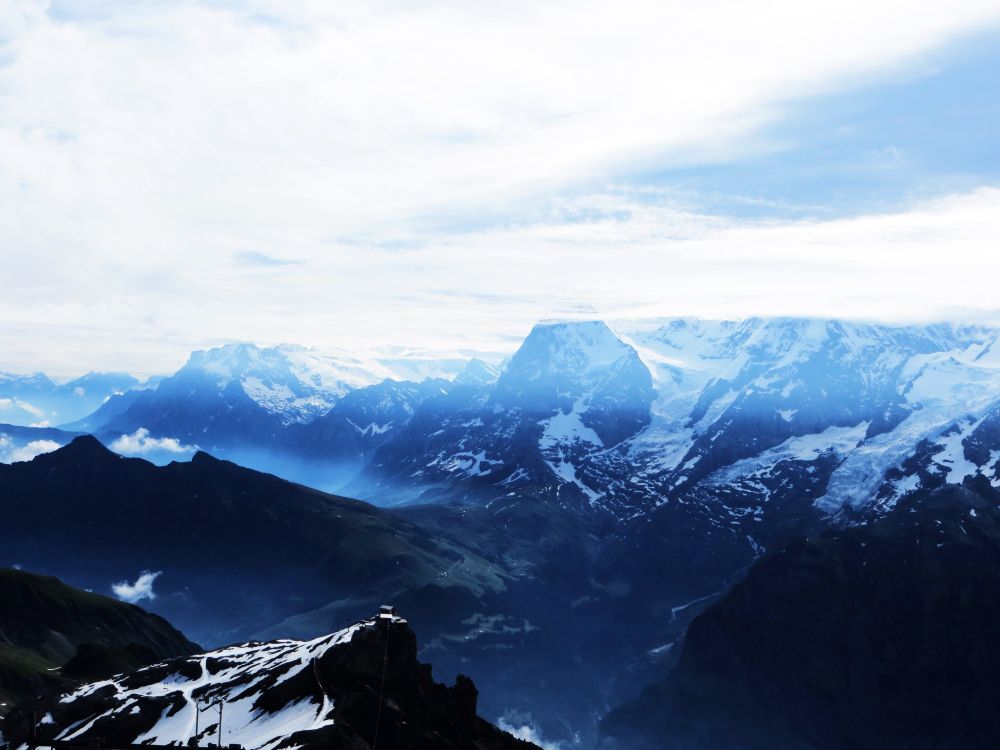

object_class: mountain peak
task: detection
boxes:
[454,357,500,386]
[44,434,116,462]
[183,342,268,382]
[528,319,626,362]
[497,319,648,392]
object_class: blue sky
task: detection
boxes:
[1,1,999,375]
[644,31,1000,220]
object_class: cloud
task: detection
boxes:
[0,3,999,374]
[14,399,45,417]
[234,251,300,267]
[110,428,195,455]
[0,435,62,463]
[497,718,562,750]
[111,570,162,604]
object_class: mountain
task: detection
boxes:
[284,377,458,495]
[72,344,354,454]
[366,320,655,505]
[454,358,501,386]
[216,317,1000,521]
[3,611,537,750]
[619,318,1000,514]
[14,317,1000,748]
[0,437,505,647]
[0,371,139,428]
[53,319,1000,514]
[601,478,1000,750]
[0,437,684,749]
[0,567,197,709]
[73,343,489,474]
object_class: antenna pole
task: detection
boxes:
[217,702,223,748]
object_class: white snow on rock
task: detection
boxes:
[55,624,373,750]
[177,343,492,424]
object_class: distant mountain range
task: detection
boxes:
[10,317,998,516]
[0,371,140,428]
[5,317,1000,747]
[8,318,1000,520]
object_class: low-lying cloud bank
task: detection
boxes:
[110,428,195,455]
[0,435,62,463]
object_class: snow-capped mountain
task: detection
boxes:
[0,371,139,428]
[362,320,654,503]
[65,318,1000,520]
[70,343,499,465]
[327,318,1000,521]
[6,610,536,750]
[454,357,501,386]
[617,319,1000,522]
[79,343,383,436]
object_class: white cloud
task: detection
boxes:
[0,435,62,463]
[0,2,999,373]
[497,718,562,750]
[13,399,45,417]
[0,398,11,409]
[111,570,162,604]
[110,427,195,455]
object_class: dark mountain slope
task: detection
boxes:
[3,613,538,750]
[602,478,1000,750]
[0,568,197,708]
[0,437,505,646]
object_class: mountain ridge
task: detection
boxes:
[0,567,198,709]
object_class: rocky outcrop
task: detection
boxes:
[3,612,537,750]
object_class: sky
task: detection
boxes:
[1,0,1000,377]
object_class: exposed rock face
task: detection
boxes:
[3,614,538,750]
[602,478,1000,750]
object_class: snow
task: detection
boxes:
[605,318,1000,517]
[931,419,981,482]
[179,342,488,424]
[441,450,501,477]
[532,320,636,372]
[813,337,1000,513]
[55,624,371,750]
[547,449,602,503]
[706,422,870,493]
[538,399,604,450]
